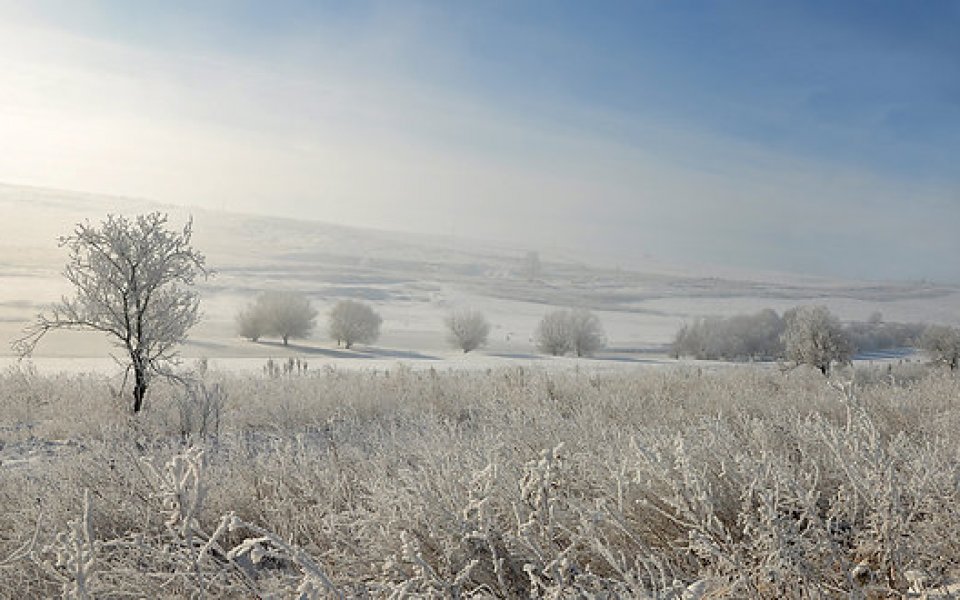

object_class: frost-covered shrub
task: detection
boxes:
[782,305,854,375]
[445,309,491,353]
[3,365,960,597]
[845,314,925,353]
[235,304,268,342]
[920,324,960,370]
[328,299,382,349]
[534,308,605,357]
[672,309,784,361]
[237,291,318,345]
[674,308,925,363]
[534,309,572,356]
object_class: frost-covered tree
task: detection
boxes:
[845,317,925,353]
[535,308,606,357]
[920,324,960,370]
[781,305,853,375]
[445,309,491,353]
[329,300,381,349]
[14,213,207,412]
[567,308,606,357]
[235,304,268,342]
[235,292,316,345]
[746,308,785,359]
[535,309,573,356]
[259,292,317,346]
[672,309,785,361]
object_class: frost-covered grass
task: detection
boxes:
[1,363,960,597]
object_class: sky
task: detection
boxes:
[0,1,958,282]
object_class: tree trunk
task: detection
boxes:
[133,363,147,413]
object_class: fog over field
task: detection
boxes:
[1,182,957,374]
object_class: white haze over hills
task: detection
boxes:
[1,182,958,371]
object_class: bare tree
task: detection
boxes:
[781,305,853,375]
[14,213,207,412]
[920,324,960,370]
[567,308,606,357]
[535,309,573,356]
[329,300,381,349]
[445,309,491,353]
[258,291,317,346]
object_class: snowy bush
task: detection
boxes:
[535,308,605,357]
[920,324,960,370]
[675,308,924,363]
[445,309,491,353]
[2,364,960,596]
[534,309,572,356]
[237,291,318,345]
[782,305,854,375]
[672,309,785,360]
[328,299,382,349]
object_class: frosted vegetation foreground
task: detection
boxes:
[2,365,960,598]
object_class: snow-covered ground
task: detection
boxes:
[1,182,957,375]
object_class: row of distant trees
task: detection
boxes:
[235,292,607,357]
[673,305,960,374]
[236,294,382,349]
[17,212,958,414]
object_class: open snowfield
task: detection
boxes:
[1,182,957,376]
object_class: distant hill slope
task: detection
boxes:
[1,182,957,359]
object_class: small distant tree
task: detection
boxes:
[235,305,268,342]
[535,308,606,357]
[746,308,785,359]
[781,305,853,375]
[920,324,960,370]
[445,309,491,353]
[329,300,381,349]
[236,292,317,345]
[535,309,573,356]
[672,309,785,361]
[14,213,207,413]
[567,308,606,357]
[260,291,317,346]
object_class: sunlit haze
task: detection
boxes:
[1,1,958,281]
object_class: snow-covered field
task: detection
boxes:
[1,182,957,376]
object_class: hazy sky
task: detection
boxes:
[0,1,958,282]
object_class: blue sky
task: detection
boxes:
[0,1,958,282]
